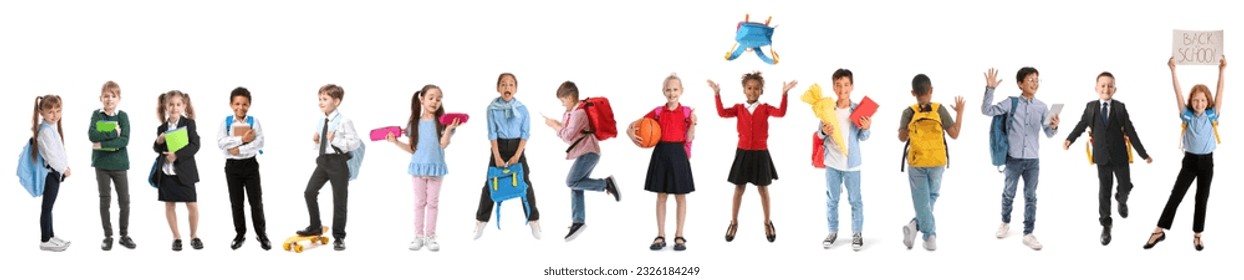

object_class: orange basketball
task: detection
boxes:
[635,117,662,148]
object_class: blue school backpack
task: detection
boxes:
[989,97,1019,172]
[487,166,530,229]
[326,113,365,181]
[225,115,263,155]
[724,14,779,65]
[16,137,48,197]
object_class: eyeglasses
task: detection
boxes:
[1025,78,1042,84]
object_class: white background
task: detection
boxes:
[0,0,1236,279]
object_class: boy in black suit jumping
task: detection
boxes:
[1064,72,1152,246]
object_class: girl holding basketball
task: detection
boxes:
[628,73,697,251]
[707,71,795,243]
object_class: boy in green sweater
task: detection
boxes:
[89,81,136,251]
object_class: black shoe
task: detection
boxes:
[1143,231,1166,249]
[1194,235,1204,251]
[564,223,586,241]
[297,226,323,236]
[101,237,114,251]
[649,236,666,251]
[604,176,621,202]
[333,239,346,251]
[118,236,136,249]
[191,238,204,250]
[673,237,687,251]
[765,221,777,243]
[172,239,183,251]
[1100,226,1112,246]
[257,235,272,251]
[230,236,246,250]
[1116,193,1129,218]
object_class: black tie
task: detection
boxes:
[1101,102,1109,124]
[319,118,329,155]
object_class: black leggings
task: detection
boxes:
[1157,152,1213,233]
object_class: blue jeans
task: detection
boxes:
[568,152,606,223]
[1001,157,1040,234]
[825,168,863,234]
[908,166,943,240]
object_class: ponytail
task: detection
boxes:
[408,90,423,152]
[182,92,196,120]
[156,93,168,122]
[30,96,42,161]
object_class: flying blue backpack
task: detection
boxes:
[724,14,779,65]
[16,137,48,197]
[487,166,530,229]
[326,113,365,181]
[225,115,263,155]
[989,97,1019,172]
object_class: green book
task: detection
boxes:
[94,147,119,152]
[96,121,119,132]
[165,127,189,153]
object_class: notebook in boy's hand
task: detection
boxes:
[849,96,879,127]
[231,125,252,137]
[96,121,119,132]
[165,127,189,153]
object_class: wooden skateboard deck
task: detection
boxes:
[282,226,330,253]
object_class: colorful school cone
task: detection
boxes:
[802,83,847,157]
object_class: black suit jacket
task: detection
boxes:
[1066,100,1149,165]
[150,117,201,186]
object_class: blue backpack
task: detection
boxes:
[225,115,263,155]
[989,97,1019,172]
[326,114,364,181]
[16,137,48,197]
[725,14,779,64]
[487,166,530,229]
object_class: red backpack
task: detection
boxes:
[812,132,826,168]
[566,97,616,152]
[653,106,693,158]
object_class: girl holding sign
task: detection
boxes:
[1145,55,1226,251]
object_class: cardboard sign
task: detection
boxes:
[1173,30,1224,65]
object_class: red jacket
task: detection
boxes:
[715,93,787,150]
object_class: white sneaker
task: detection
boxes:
[409,236,425,251]
[51,237,71,247]
[529,220,542,240]
[901,221,917,250]
[39,241,66,252]
[425,236,440,252]
[473,221,486,240]
[996,223,1010,239]
[1023,234,1043,250]
[923,235,937,251]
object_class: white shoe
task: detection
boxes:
[473,221,486,240]
[409,236,425,251]
[1023,234,1043,250]
[425,236,440,252]
[923,235,937,251]
[51,236,71,247]
[901,221,917,250]
[529,221,542,240]
[39,241,66,252]
[996,223,1010,239]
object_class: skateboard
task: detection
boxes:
[282,226,330,253]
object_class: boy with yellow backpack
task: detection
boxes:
[898,74,964,251]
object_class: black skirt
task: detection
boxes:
[727,149,779,186]
[158,173,197,202]
[644,142,695,194]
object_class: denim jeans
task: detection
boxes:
[567,152,606,223]
[908,166,943,240]
[825,168,863,234]
[1001,157,1040,234]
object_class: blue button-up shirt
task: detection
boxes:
[982,87,1058,159]
[487,98,531,141]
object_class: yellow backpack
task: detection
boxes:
[1084,127,1134,164]
[902,103,948,171]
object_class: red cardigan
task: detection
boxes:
[715,93,787,150]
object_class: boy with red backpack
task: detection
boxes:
[543,81,621,242]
